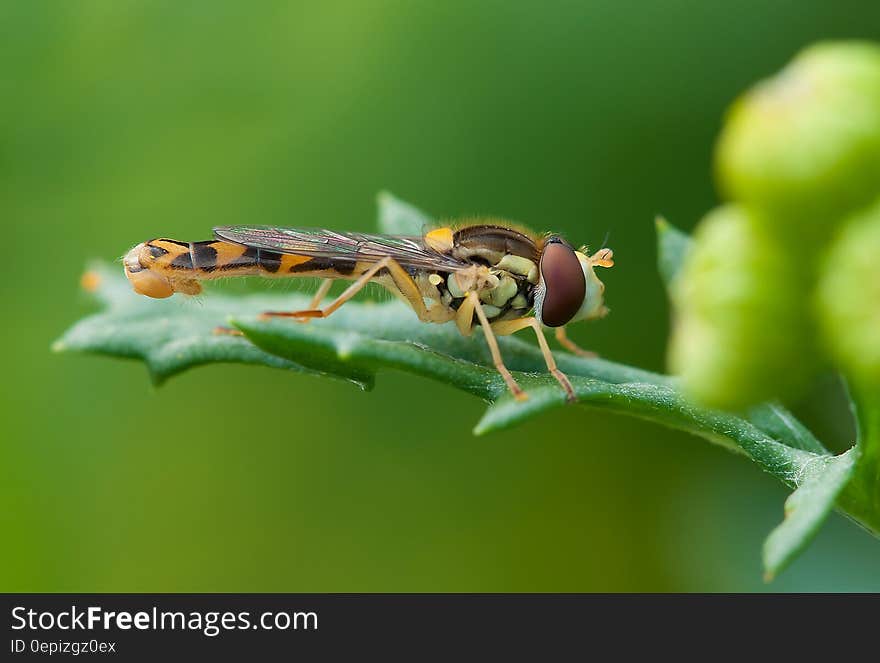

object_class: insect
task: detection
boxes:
[123,222,614,401]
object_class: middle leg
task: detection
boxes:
[464,292,526,401]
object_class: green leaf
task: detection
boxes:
[763,448,857,580]
[57,263,825,484]
[746,403,828,454]
[655,215,692,289]
[54,203,880,580]
[235,304,831,491]
[377,190,434,235]
[234,307,667,405]
[53,264,372,389]
[657,216,855,568]
[839,379,880,538]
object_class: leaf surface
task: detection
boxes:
[54,198,878,580]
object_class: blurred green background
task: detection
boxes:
[3,1,880,592]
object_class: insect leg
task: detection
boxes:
[492,317,577,402]
[489,317,534,336]
[380,259,432,321]
[527,319,576,401]
[260,258,393,319]
[286,278,337,324]
[308,278,335,309]
[554,326,597,358]
[213,327,244,337]
[455,292,477,337]
[467,292,527,402]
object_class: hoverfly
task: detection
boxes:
[123,222,614,401]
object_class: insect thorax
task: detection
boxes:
[413,225,541,322]
[419,261,536,322]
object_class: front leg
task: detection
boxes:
[555,326,597,358]
[492,317,576,402]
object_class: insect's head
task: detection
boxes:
[534,236,614,327]
[123,241,201,298]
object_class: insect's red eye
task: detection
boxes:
[539,239,586,327]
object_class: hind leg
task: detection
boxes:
[260,259,396,320]
[260,258,434,322]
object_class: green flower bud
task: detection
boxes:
[716,41,880,243]
[816,197,880,385]
[669,205,815,409]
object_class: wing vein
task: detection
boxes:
[213,225,466,271]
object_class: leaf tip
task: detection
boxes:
[762,540,782,583]
[655,215,669,232]
[51,339,67,353]
[147,367,168,387]
[472,419,492,436]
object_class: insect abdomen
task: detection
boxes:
[145,239,290,273]
[124,239,317,298]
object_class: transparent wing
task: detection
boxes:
[213,226,466,271]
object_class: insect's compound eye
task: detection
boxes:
[538,238,586,327]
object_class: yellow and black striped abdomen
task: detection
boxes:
[124,238,359,298]
[144,238,299,274]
